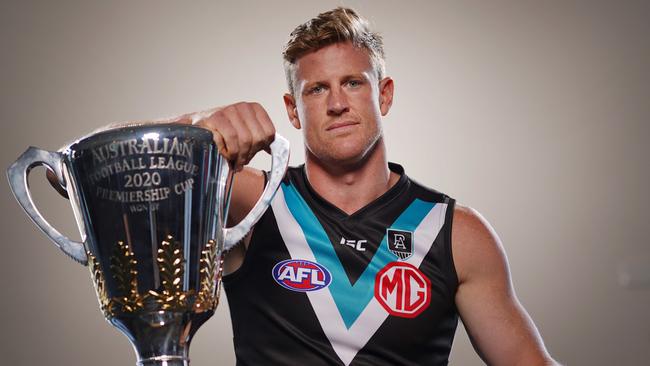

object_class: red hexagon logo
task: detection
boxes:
[374,262,431,318]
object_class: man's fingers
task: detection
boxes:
[211,129,227,157]
[203,110,240,161]
[252,103,277,147]
[236,103,269,162]
[223,104,254,171]
[190,102,276,171]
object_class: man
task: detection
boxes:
[174,7,559,366]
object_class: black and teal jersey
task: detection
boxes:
[223,163,458,365]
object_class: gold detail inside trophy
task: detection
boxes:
[88,236,223,319]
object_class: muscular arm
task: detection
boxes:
[452,205,560,366]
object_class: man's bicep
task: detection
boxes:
[228,167,266,227]
[222,168,265,275]
[453,206,553,365]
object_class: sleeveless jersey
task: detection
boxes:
[223,163,458,365]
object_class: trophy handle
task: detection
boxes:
[222,134,290,250]
[6,147,88,265]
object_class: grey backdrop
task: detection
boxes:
[1,1,648,365]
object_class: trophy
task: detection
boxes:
[7,124,289,365]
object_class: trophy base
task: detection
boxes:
[137,355,189,366]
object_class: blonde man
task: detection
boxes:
[178,7,559,366]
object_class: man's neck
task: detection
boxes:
[304,139,400,215]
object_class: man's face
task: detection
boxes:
[284,42,393,166]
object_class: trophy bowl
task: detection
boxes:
[7,124,289,365]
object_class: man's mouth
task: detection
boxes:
[326,121,359,131]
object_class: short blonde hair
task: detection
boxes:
[282,7,385,95]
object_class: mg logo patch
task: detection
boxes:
[374,262,431,318]
[387,229,413,260]
[272,259,332,292]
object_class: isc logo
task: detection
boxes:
[340,237,367,251]
[374,262,431,318]
[272,259,332,292]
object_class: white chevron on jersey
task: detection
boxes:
[271,188,448,365]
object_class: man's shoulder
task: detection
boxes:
[451,204,507,282]
[452,204,490,234]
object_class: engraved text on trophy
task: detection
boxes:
[88,136,199,212]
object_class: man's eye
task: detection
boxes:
[310,85,325,94]
[347,80,362,88]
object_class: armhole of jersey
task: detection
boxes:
[445,198,460,297]
[222,170,269,284]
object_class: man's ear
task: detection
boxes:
[378,77,394,116]
[283,93,301,129]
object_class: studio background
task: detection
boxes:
[1,1,648,365]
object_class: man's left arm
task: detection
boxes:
[452,205,560,366]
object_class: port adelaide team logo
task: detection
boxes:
[272,259,332,292]
[375,262,431,318]
[387,229,413,260]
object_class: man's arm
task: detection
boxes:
[452,205,560,366]
[180,102,276,273]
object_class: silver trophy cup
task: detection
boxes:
[7,124,289,365]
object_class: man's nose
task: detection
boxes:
[327,87,349,116]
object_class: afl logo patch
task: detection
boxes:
[272,259,332,292]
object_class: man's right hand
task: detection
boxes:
[176,102,277,172]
